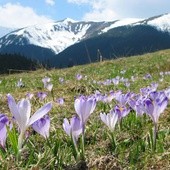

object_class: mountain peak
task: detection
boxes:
[60,18,77,23]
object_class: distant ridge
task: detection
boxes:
[0,13,170,67]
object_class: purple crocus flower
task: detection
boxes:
[103,79,112,86]
[100,109,118,131]
[74,95,96,126]
[45,83,53,92]
[150,83,158,92]
[74,95,96,156]
[59,77,64,83]
[76,74,83,80]
[114,105,130,120]
[42,77,53,91]
[93,91,103,102]
[112,77,120,85]
[42,77,50,87]
[140,86,155,97]
[26,92,34,100]
[143,91,168,150]
[37,92,48,100]
[56,97,64,105]
[7,94,52,151]
[115,92,131,106]
[124,81,130,88]
[128,98,145,116]
[103,91,115,103]
[144,91,168,124]
[63,116,82,150]
[32,115,50,139]
[63,116,82,141]
[0,114,9,148]
[143,73,152,80]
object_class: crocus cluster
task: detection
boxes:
[6,94,52,152]
[63,116,82,154]
[0,70,169,162]
[95,81,169,152]
[63,95,96,159]
[143,91,168,125]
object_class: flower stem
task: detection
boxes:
[72,137,80,161]
[110,131,116,152]
[18,131,25,153]
[81,124,85,160]
[51,89,55,101]
[153,123,157,151]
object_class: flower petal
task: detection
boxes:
[63,118,71,136]
[100,113,107,125]
[7,94,21,127]
[71,116,82,140]
[74,97,84,120]
[32,115,50,138]
[17,99,31,130]
[0,123,7,148]
[28,102,52,126]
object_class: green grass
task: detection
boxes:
[0,49,170,169]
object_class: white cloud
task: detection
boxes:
[67,0,170,21]
[0,3,53,28]
[45,0,55,6]
[67,0,89,4]
[82,0,120,21]
[68,0,121,21]
[84,9,118,21]
[83,0,119,21]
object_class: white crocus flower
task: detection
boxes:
[7,94,52,152]
[100,109,118,131]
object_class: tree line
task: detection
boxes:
[0,53,39,74]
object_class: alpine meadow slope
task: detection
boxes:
[0,49,170,169]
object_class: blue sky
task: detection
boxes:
[0,0,169,28]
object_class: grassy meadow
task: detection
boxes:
[0,49,170,169]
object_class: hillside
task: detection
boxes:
[0,49,170,169]
[51,25,170,67]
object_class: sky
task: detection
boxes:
[0,0,169,28]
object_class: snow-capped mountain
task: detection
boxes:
[135,13,170,32]
[0,17,144,55]
[0,13,170,65]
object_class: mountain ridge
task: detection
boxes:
[0,13,170,67]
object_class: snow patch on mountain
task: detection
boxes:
[102,18,143,33]
[11,20,91,53]
[147,13,170,32]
